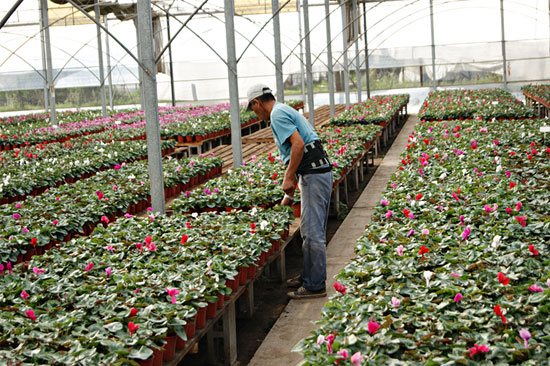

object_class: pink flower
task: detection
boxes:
[380,199,389,206]
[106,245,114,251]
[335,349,349,364]
[106,267,112,278]
[461,226,471,240]
[326,334,335,354]
[52,219,58,226]
[351,351,363,366]
[113,185,117,191]
[528,284,543,292]
[21,290,30,300]
[520,329,530,349]
[367,320,380,335]
[96,190,104,200]
[452,192,459,202]
[505,207,512,214]
[25,310,37,322]
[101,216,109,224]
[166,288,180,304]
[459,215,465,226]
[32,267,45,275]
[515,216,527,227]
[15,203,21,208]
[451,272,460,278]
[385,210,393,218]
[114,164,121,170]
[395,245,404,257]
[421,229,430,235]
[468,344,489,358]
[22,227,29,233]
[505,170,511,178]
[391,296,400,307]
[333,282,346,295]
[56,197,60,201]
[85,262,94,272]
[124,214,133,218]
[147,207,153,212]
[454,293,463,303]
[515,202,523,211]
[547,279,550,287]
[407,229,415,237]
[12,213,21,220]
[146,242,157,251]
[316,335,325,345]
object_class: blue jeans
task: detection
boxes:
[298,171,333,292]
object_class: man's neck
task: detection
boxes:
[264,100,276,115]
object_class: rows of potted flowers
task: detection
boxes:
[172,124,382,214]
[0,206,294,365]
[0,138,177,203]
[0,109,105,127]
[418,88,535,121]
[521,84,550,108]
[327,94,409,126]
[296,116,549,364]
[0,155,222,265]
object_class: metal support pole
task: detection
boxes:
[166,12,176,106]
[340,0,350,108]
[429,0,437,90]
[95,0,107,116]
[362,0,370,98]
[303,0,315,126]
[499,0,508,89]
[39,1,49,111]
[137,0,166,214]
[104,15,114,109]
[224,0,243,168]
[134,15,145,108]
[272,0,284,102]
[352,0,361,101]
[324,0,335,117]
[297,0,306,106]
[40,0,57,126]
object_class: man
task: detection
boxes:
[247,84,333,299]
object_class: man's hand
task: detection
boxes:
[282,173,297,196]
[281,196,293,206]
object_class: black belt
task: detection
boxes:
[296,140,332,176]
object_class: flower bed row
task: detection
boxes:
[297,116,550,364]
[172,124,382,214]
[0,138,177,203]
[0,155,222,265]
[327,94,409,126]
[418,88,535,121]
[522,84,550,108]
[0,206,293,364]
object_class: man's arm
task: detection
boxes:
[281,130,304,206]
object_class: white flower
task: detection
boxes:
[496,165,502,172]
[491,235,502,249]
[424,271,434,288]
[191,212,198,218]
[250,207,257,216]
[260,220,268,230]
[439,172,447,179]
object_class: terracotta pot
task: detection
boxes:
[206,301,217,319]
[186,135,193,142]
[217,293,224,309]
[247,265,257,279]
[152,347,163,366]
[176,336,186,350]
[272,240,281,251]
[163,335,177,361]
[238,267,247,285]
[185,320,196,339]
[195,306,206,329]
[136,357,153,366]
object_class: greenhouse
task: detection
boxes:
[0,0,549,365]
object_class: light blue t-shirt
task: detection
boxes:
[270,102,319,164]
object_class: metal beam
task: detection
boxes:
[137,0,166,214]
[104,15,114,109]
[38,1,49,111]
[166,12,176,106]
[340,0,350,108]
[272,0,284,102]
[40,0,57,126]
[429,0,437,90]
[224,0,243,168]
[500,0,508,89]
[297,0,306,106]
[352,0,361,101]
[303,0,315,126]
[325,0,335,116]
[362,0,371,98]
[95,0,107,116]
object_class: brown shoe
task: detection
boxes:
[287,286,326,299]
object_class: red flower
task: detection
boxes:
[181,235,188,244]
[515,216,527,227]
[418,246,429,260]
[31,237,37,247]
[403,209,411,217]
[333,282,346,295]
[528,245,539,256]
[186,222,192,229]
[509,182,516,189]
[415,193,422,200]
[128,322,139,335]
[129,308,138,317]
[493,305,506,323]
[144,236,152,245]
[497,272,510,286]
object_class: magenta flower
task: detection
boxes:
[461,226,471,240]
[32,267,45,275]
[515,202,523,211]
[147,207,153,212]
[380,199,389,206]
[395,245,404,257]
[520,328,531,349]
[204,189,211,195]
[25,310,37,322]
[336,349,349,364]
[12,213,21,220]
[6,262,12,274]
[96,190,104,200]
[505,170,511,178]
[528,284,543,292]
[21,290,30,300]
[22,227,29,233]
[15,203,21,209]
[85,262,94,272]
[106,245,114,251]
[385,210,393,218]
[52,219,58,226]
[459,215,465,226]
[451,272,460,278]
[515,216,527,227]
[454,293,463,303]
[351,351,363,366]
[166,288,180,304]
[146,242,157,251]
[452,193,459,202]
[214,188,219,193]
[333,282,346,295]
[468,344,489,358]
[407,229,415,237]
[368,320,380,335]
[106,267,112,278]
[326,334,335,354]
[114,164,121,170]
[124,213,133,218]
[113,185,117,191]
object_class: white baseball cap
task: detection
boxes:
[246,84,273,110]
